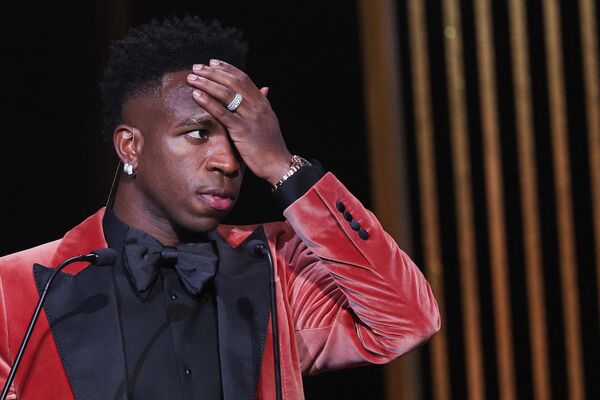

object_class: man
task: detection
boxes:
[0,16,440,399]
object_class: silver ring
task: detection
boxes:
[226,93,243,112]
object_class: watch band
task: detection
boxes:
[271,155,312,191]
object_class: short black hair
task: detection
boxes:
[99,15,249,141]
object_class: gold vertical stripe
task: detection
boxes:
[407,1,451,399]
[507,0,551,398]
[441,1,485,399]
[472,1,516,398]
[356,1,423,399]
[579,0,600,322]
[541,1,586,399]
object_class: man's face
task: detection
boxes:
[122,70,244,234]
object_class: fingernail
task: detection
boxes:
[193,64,204,71]
[192,90,202,98]
[187,74,197,81]
[209,59,221,66]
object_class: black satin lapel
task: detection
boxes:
[34,263,127,400]
[213,226,272,400]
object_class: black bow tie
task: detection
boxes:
[123,228,218,300]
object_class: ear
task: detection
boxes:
[113,125,141,168]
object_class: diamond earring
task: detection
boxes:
[123,162,136,176]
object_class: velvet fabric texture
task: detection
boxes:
[0,172,440,399]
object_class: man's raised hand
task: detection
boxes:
[187,60,292,186]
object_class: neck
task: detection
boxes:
[112,180,182,246]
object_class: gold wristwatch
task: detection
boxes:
[271,155,312,191]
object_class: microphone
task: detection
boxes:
[247,239,282,400]
[1,248,117,399]
[247,239,269,258]
[88,248,118,266]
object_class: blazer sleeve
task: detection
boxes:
[278,172,440,375]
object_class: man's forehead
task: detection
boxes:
[161,70,209,118]
[161,70,192,89]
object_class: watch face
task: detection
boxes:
[272,156,312,191]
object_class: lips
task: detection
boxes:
[198,189,235,211]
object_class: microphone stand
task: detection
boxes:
[1,250,115,398]
[264,246,282,400]
[249,240,283,400]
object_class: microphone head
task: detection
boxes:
[90,248,118,266]
[247,239,268,258]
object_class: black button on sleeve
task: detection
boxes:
[336,201,345,212]
[350,220,360,231]
[358,230,369,240]
[343,211,352,221]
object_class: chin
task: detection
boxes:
[182,213,226,233]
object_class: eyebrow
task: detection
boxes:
[176,117,215,128]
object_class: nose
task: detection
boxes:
[205,135,242,178]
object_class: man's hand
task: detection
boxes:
[187,60,292,186]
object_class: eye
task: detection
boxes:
[185,129,209,140]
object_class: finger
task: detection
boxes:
[208,59,248,81]
[187,74,248,111]
[193,62,260,99]
[191,89,241,128]
[260,87,269,97]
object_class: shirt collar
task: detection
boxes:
[102,207,130,256]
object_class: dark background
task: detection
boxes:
[0,1,385,398]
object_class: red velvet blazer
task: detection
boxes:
[0,173,440,399]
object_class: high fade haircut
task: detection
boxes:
[99,15,249,142]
